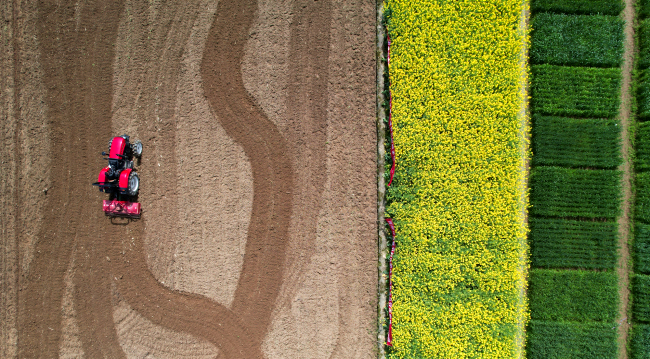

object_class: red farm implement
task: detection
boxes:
[92,135,142,219]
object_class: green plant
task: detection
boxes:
[530,13,623,67]
[634,274,650,322]
[635,173,650,223]
[528,269,618,322]
[526,321,618,359]
[631,324,650,359]
[636,223,650,274]
[637,70,650,119]
[531,0,624,15]
[531,65,621,118]
[636,122,650,171]
[529,166,621,219]
[531,115,621,169]
[529,217,617,269]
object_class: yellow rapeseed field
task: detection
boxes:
[384,0,529,357]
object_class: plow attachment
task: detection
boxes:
[103,199,141,218]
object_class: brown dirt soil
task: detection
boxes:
[1,0,377,358]
[617,0,635,358]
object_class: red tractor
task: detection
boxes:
[93,135,143,218]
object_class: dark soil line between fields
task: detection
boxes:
[11,1,23,356]
[375,1,388,358]
[617,1,635,358]
[201,0,294,357]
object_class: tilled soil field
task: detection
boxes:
[1,0,377,358]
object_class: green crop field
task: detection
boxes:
[530,65,621,118]
[638,69,650,119]
[531,0,623,15]
[528,269,618,322]
[530,13,623,67]
[639,20,650,69]
[636,122,650,171]
[531,116,621,169]
[529,166,621,219]
[636,224,650,274]
[527,321,618,359]
[529,217,617,269]
[634,275,650,323]
[635,172,650,223]
[631,324,650,359]
[641,0,650,19]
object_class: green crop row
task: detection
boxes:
[529,166,621,219]
[636,224,650,274]
[526,321,618,359]
[636,122,650,171]
[530,13,623,67]
[529,217,617,269]
[531,64,621,118]
[631,324,650,359]
[532,115,621,169]
[634,275,650,323]
[641,0,650,19]
[636,173,650,223]
[638,70,650,119]
[528,269,618,322]
[639,20,650,69]
[531,0,623,16]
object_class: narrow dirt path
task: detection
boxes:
[516,2,530,358]
[617,0,635,358]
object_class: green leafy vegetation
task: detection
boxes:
[531,65,621,118]
[636,224,650,274]
[634,275,650,323]
[529,269,618,322]
[638,69,650,119]
[635,173,650,223]
[529,166,621,219]
[631,324,650,359]
[639,20,650,69]
[636,122,650,171]
[532,115,621,168]
[530,13,623,67]
[529,218,617,269]
[526,321,618,359]
[531,0,623,15]
[641,0,650,19]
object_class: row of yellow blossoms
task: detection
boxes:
[384,1,530,358]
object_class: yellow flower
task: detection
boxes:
[385,0,530,357]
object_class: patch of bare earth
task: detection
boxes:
[4,0,377,357]
[242,0,378,357]
[2,0,53,356]
[617,0,635,358]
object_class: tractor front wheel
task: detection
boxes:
[131,140,143,158]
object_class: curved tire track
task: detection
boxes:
[201,0,294,353]
[110,0,294,356]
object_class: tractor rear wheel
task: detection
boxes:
[127,172,139,196]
